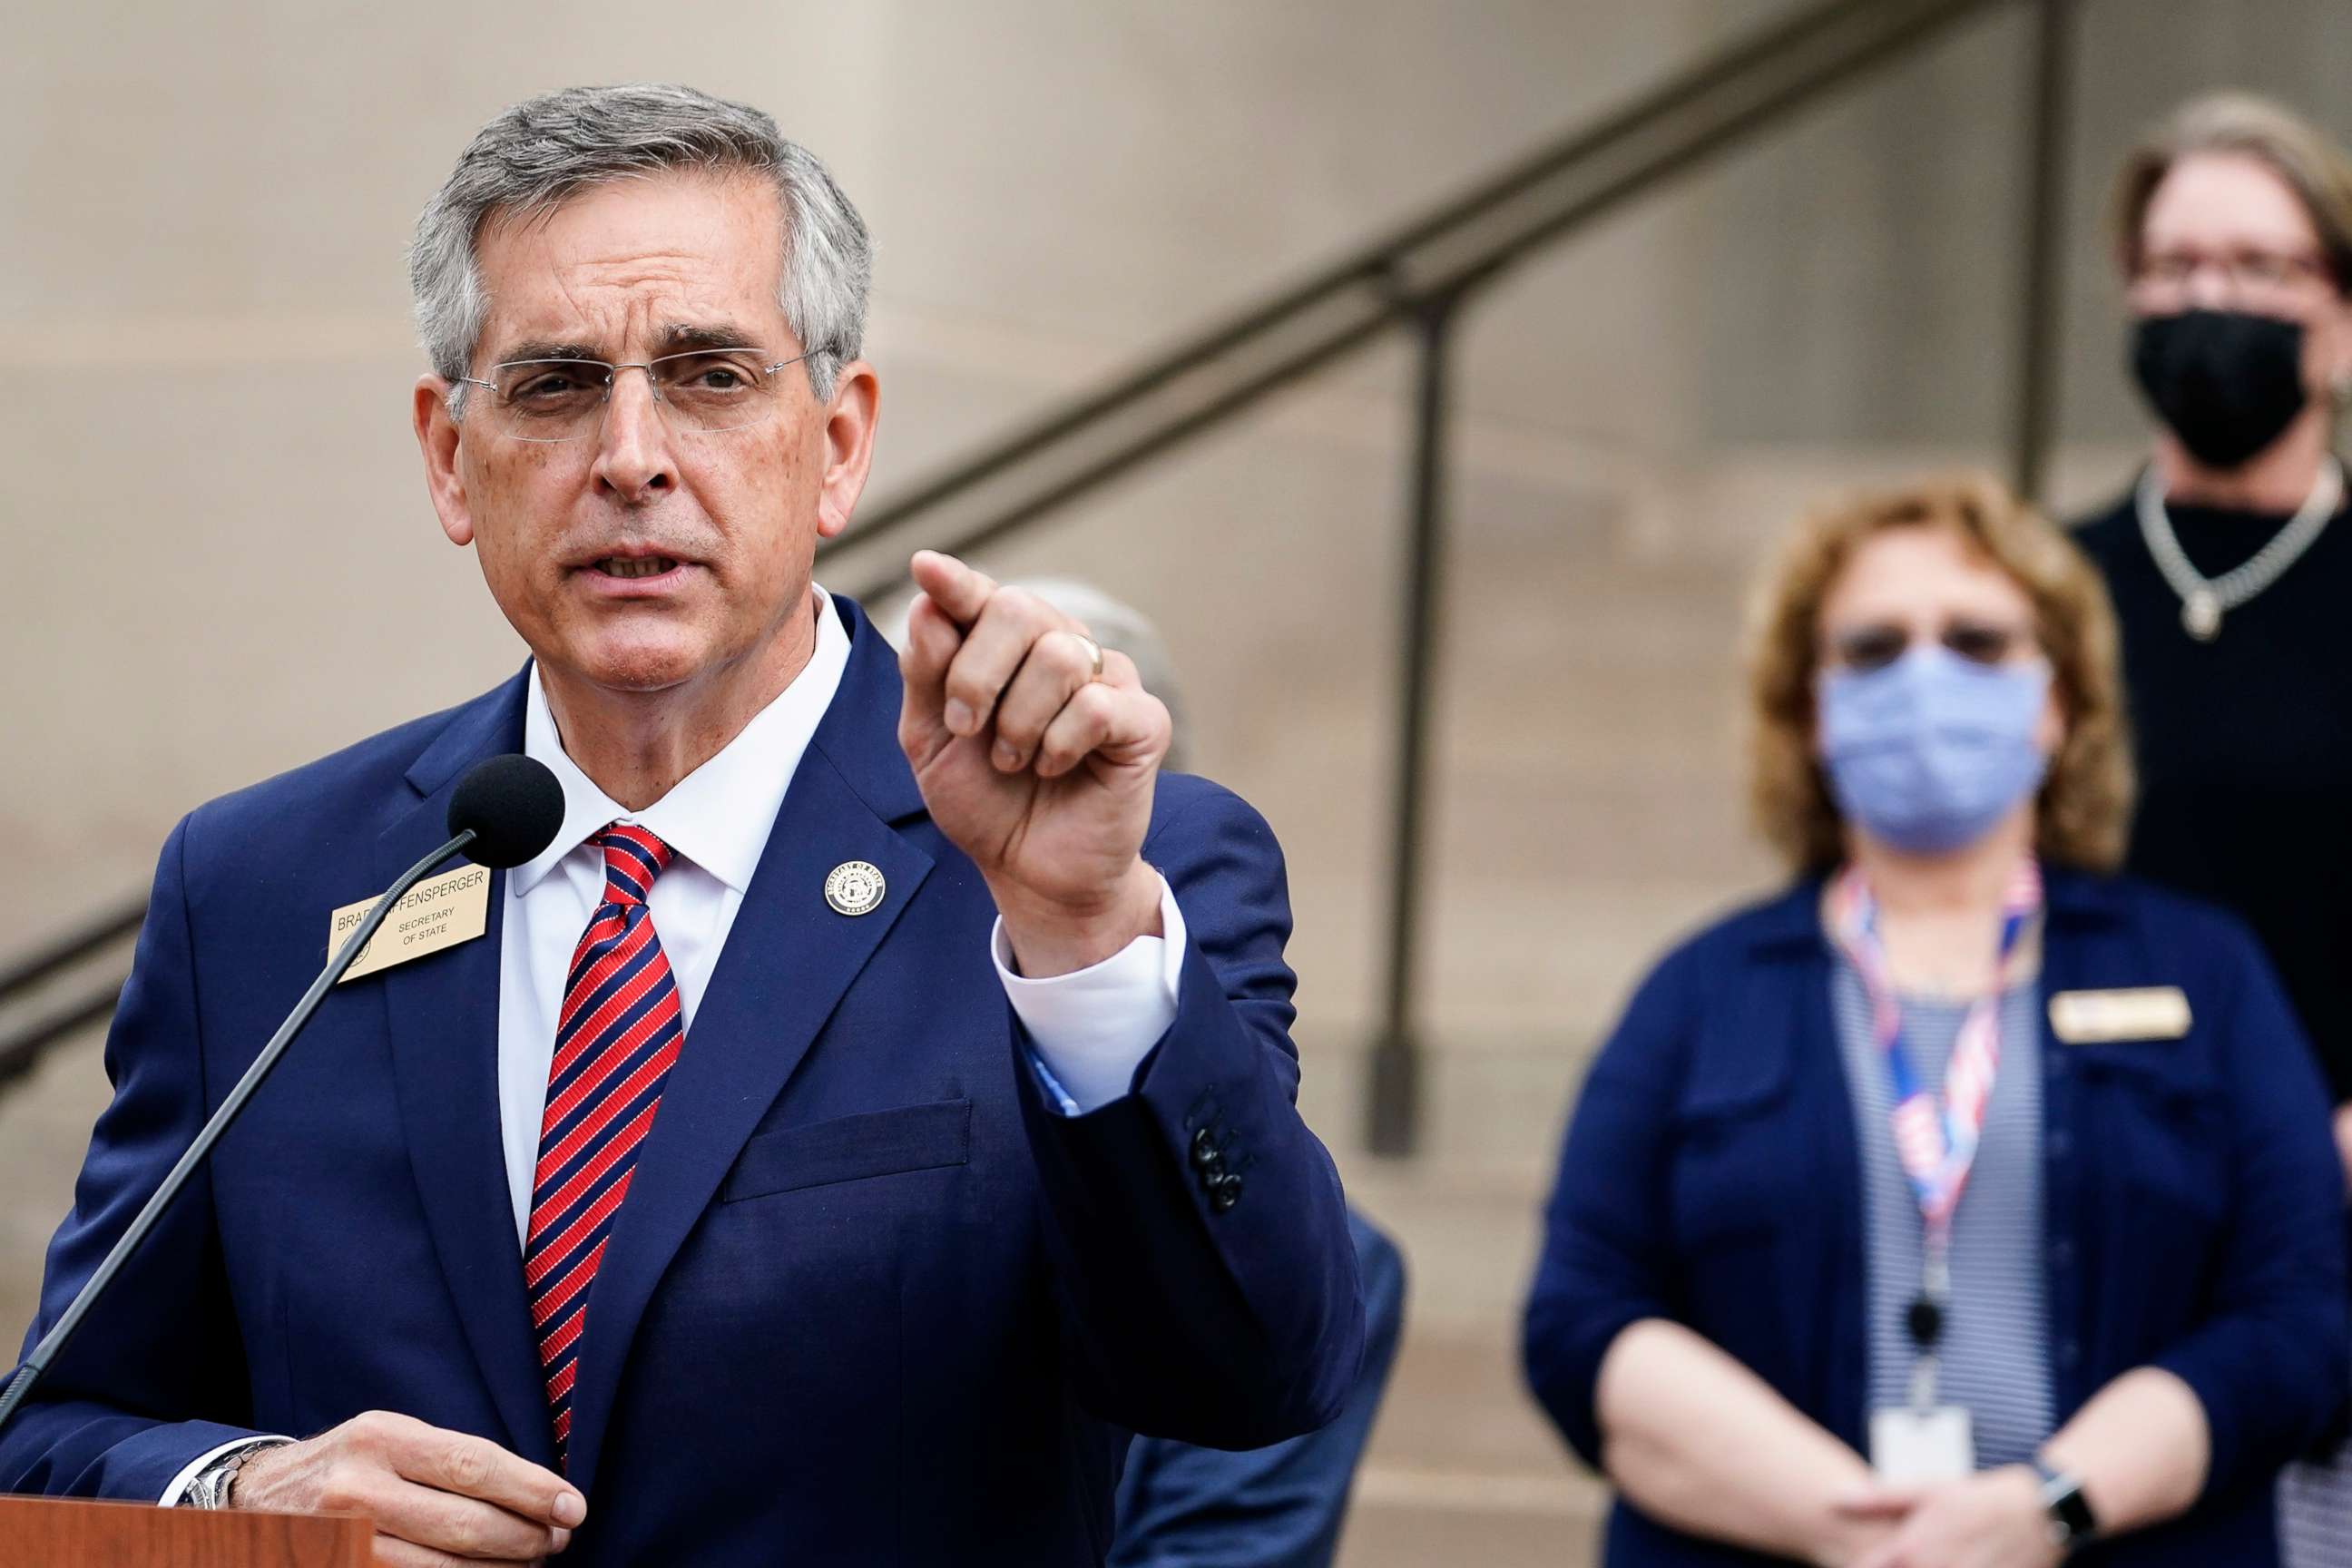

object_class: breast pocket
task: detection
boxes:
[1663,1082,1818,1359]
[720,1099,973,1202]
[2073,1049,2226,1230]
[1670,1088,1802,1247]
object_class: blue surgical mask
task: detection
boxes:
[1818,646,2052,855]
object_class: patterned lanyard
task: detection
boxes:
[1828,857,2043,1263]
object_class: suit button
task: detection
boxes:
[1191,1127,1220,1169]
[1209,1174,1243,1213]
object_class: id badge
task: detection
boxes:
[1869,1405,1975,1484]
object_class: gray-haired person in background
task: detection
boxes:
[879,577,1408,1568]
[2068,93,2352,1567]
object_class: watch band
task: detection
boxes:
[2030,1456,2100,1550]
[183,1439,287,1510]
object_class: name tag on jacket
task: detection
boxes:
[328,866,492,982]
[2048,986,2192,1044]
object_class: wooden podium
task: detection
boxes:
[0,1495,369,1565]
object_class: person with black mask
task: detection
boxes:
[2070,92,2352,1567]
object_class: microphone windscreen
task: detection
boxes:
[447,755,566,869]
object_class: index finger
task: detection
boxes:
[392,1424,585,1527]
[897,591,965,748]
[908,549,996,627]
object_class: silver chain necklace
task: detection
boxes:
[2135,456,2344,641]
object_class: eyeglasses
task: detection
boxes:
[1823,620,2037,673]
[2132,247,2333,299]
[456,346,819,442]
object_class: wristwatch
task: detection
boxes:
[181,1439,287,1511]
[2030,1456,2100,1552]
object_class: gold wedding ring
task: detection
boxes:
[1073,632,1104,681]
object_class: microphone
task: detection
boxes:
[449,753,568,871]
[0,754,563,1436]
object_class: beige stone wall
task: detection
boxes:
[7,5,2352,1557]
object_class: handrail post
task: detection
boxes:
[2010,0,2074,503]
[1367,292,1460,1158]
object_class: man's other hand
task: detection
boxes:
[233,1411,584,1566]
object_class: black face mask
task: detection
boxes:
[2131,309,2308,470]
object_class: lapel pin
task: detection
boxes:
[825,860,887,916]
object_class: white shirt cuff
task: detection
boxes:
[161,1435,290,1505]
[993,872,1185,1114]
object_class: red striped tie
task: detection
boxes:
[523,822,685,1468]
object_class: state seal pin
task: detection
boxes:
[825,860,887,916]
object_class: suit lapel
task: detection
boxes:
[375,671,559,1465]
[564,606,935,1495]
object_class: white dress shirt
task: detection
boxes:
[162,585,1183,1503]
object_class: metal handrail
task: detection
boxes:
[0,0,2075,1158]
[0,983,126,1088]
[0,900,141,1089]
[0,899,142,1002]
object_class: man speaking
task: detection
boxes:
[0,84,1362,1565]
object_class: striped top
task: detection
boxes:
[2281,1431,2352,1567]
[1831,961,2055,1468]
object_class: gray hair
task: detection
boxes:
[2112,92,2352,290]
[409,83,872,416]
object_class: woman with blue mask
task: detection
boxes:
[1524,475,2345,1568]
[2069,95,2352,1566]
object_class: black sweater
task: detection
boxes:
[2074,482,2352,1102]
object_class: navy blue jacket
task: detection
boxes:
[2,597,1364,1566]
[1524,870,2347,1567]
[1113,1209,1406,1568]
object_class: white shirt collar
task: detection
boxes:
[511,586,852,897]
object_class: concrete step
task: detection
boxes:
[1339,1327,1608,1567]
[1336,1492,1601,1568]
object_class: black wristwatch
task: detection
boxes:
[2031,1456,2100,1552]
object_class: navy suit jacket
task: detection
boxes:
[1524,870,2347,1568]
[3,597,1364,1565]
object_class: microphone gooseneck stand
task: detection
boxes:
[0,828,482,1438]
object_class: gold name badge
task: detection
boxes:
[2049,986,2193,1044]
[328,865,492,983]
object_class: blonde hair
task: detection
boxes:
[1743,473,2133,875]
[2112,92,2352,290]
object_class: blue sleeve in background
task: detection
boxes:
[1111,1210,1408,1568]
